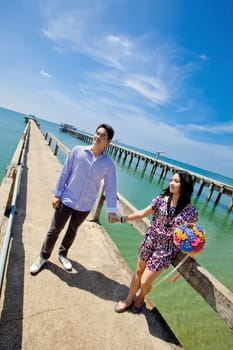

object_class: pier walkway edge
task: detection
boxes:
[0,120,182,349]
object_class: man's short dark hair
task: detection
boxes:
[96,124,114,140]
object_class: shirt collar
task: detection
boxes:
[87,145,106,158]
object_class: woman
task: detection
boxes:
[114,170,198,313]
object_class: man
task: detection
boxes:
[30,123,118,274]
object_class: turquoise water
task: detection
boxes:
[0,107,233,349]
[0,107,26,180]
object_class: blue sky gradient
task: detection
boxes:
[0,0,232,177]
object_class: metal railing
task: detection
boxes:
[0,123,30,295]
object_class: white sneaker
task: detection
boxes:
[58,255,72,271]
[30,256,47,274]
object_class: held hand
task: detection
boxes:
[108,213,121,223]
[52,196,61,209]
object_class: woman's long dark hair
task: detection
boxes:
[162,170,194,215]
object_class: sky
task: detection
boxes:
[0,0,233,178]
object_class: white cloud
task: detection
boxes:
[40,69,53,78]
[40,6,196,104]
[125,76,169,105]
[199,54,208,60]
[178,121,233,134]
[176,99,194,112]
[105,35,132,50]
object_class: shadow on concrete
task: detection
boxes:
[46,260,181,346]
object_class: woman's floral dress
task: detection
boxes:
[139,195,198,272]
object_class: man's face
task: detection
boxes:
[93,127,110,147]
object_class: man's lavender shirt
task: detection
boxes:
[53,145,117,212]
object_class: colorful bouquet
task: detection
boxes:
[173,223,206,254]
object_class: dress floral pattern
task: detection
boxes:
[139,195,198,272]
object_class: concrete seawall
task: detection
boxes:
[0,121,182,349]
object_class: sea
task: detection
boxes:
[0,107,233,350]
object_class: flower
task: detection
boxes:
[173,223,206,254]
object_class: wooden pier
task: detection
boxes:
[58,129,233,213]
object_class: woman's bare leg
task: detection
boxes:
[134,268,162,308]
[115,258,146,311]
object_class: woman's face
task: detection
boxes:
[169,173,181,196]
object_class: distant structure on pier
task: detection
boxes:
[59,123,78,133]
[24,114,40,128]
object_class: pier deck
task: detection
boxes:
[0,121,182,349]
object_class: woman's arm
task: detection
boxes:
[122,204,153,222]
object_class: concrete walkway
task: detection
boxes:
[0,121,182,350]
